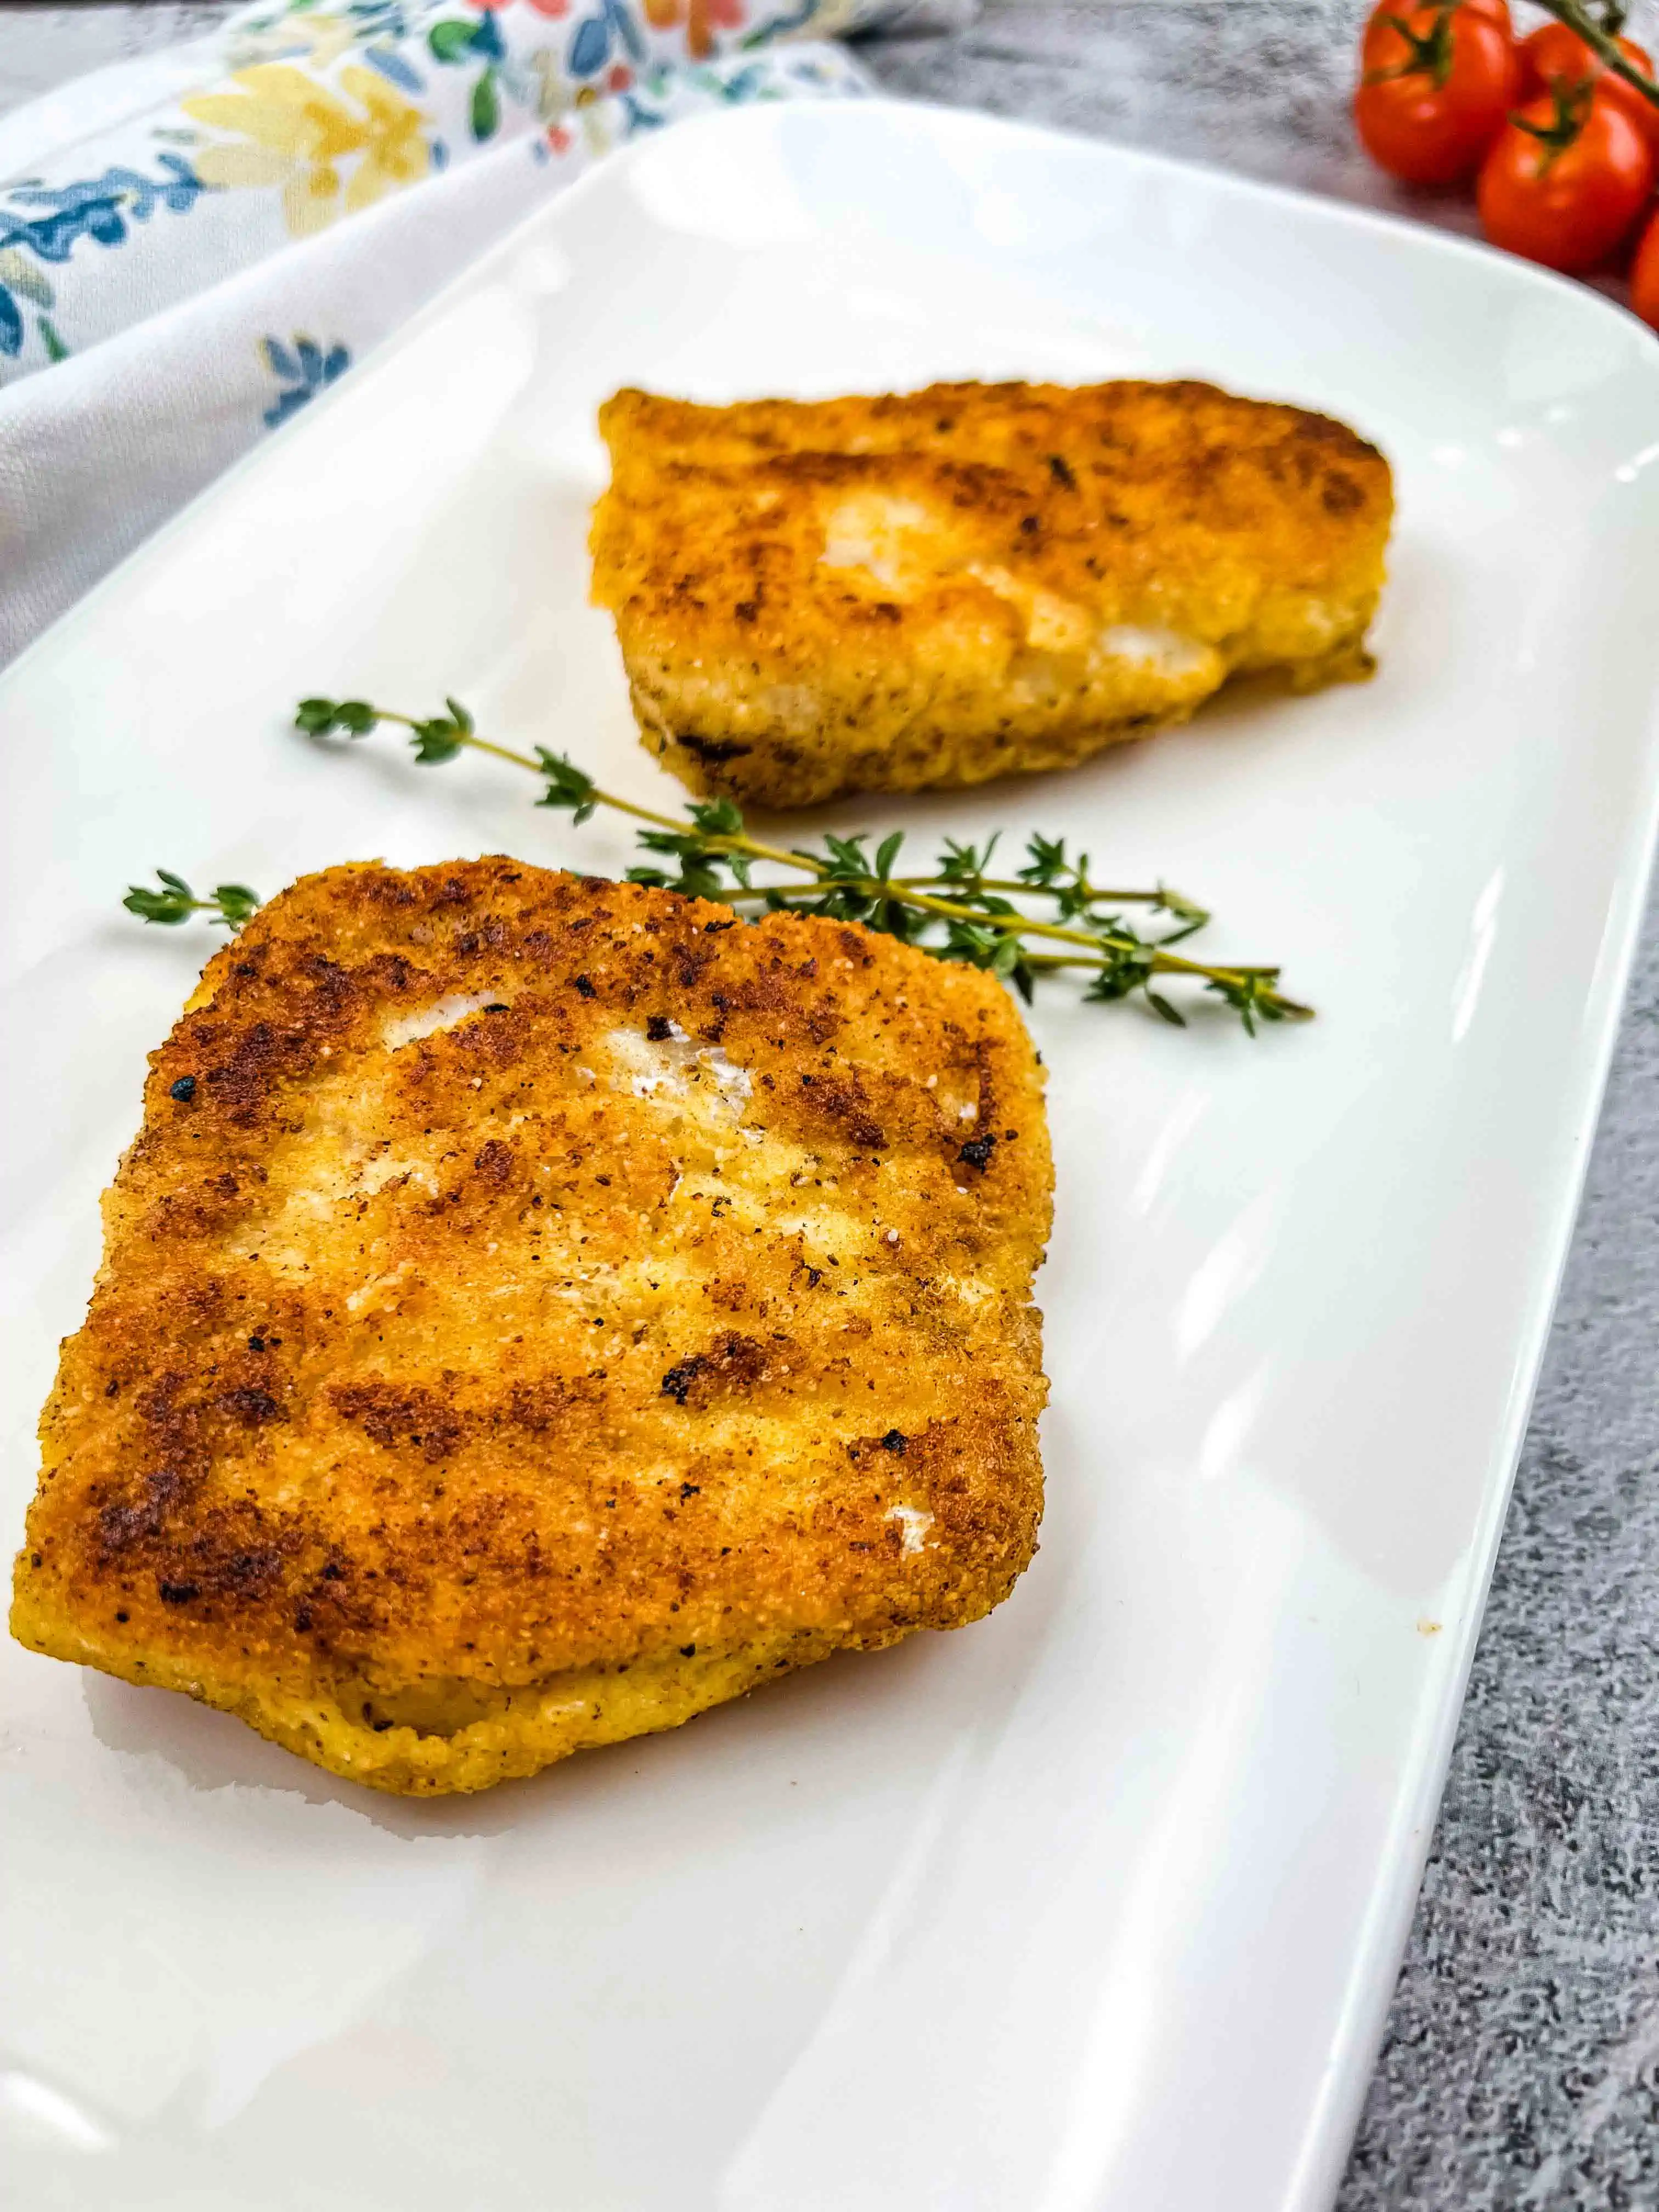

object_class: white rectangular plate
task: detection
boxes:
[4,99,1658,2212]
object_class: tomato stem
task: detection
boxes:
[1510,74,1595,172]
[1363,5,1457,89]
[1532,0,1659,112]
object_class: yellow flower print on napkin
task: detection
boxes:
[228,12,364,72]
[183,64,431,238]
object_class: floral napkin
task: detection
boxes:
[0,0,954,662]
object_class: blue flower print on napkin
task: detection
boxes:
[262,334,352,426]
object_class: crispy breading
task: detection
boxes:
[591,379,1393,808]
[11,861,1051,1796]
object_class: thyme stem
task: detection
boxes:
[286,693,1313,1033]
[354,709,1207,953]
[373,709,820,873]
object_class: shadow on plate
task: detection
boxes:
[78,1550,1067,1846]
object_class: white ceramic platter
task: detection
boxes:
[4,99,1658,2212]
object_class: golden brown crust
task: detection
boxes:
[11,861,1051,1795]
[591,379,1393,808]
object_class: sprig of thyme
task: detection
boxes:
[123,870,261,929]
[284,694,1312,1032]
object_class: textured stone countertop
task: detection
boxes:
[3,4,1656,2205]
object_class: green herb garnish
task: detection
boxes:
[123,870,262,929]
[126,697,1313,1035]
[288,695,1312,1033]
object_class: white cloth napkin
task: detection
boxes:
[0,0,961,663]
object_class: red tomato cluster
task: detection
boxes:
[1353,2,1659,327]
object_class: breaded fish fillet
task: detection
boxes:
[591,379,1393,808]
[11,861,1051,1796]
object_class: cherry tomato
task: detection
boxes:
[1477,88,1656,273]
[1632,207,1659,331]
[1355,4,1520,185]
[1519,21,1659,155]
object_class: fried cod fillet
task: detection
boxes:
[590,379,1393,809]
[11,861,1051,1796]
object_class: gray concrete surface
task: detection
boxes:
[3,4,1656,2204]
